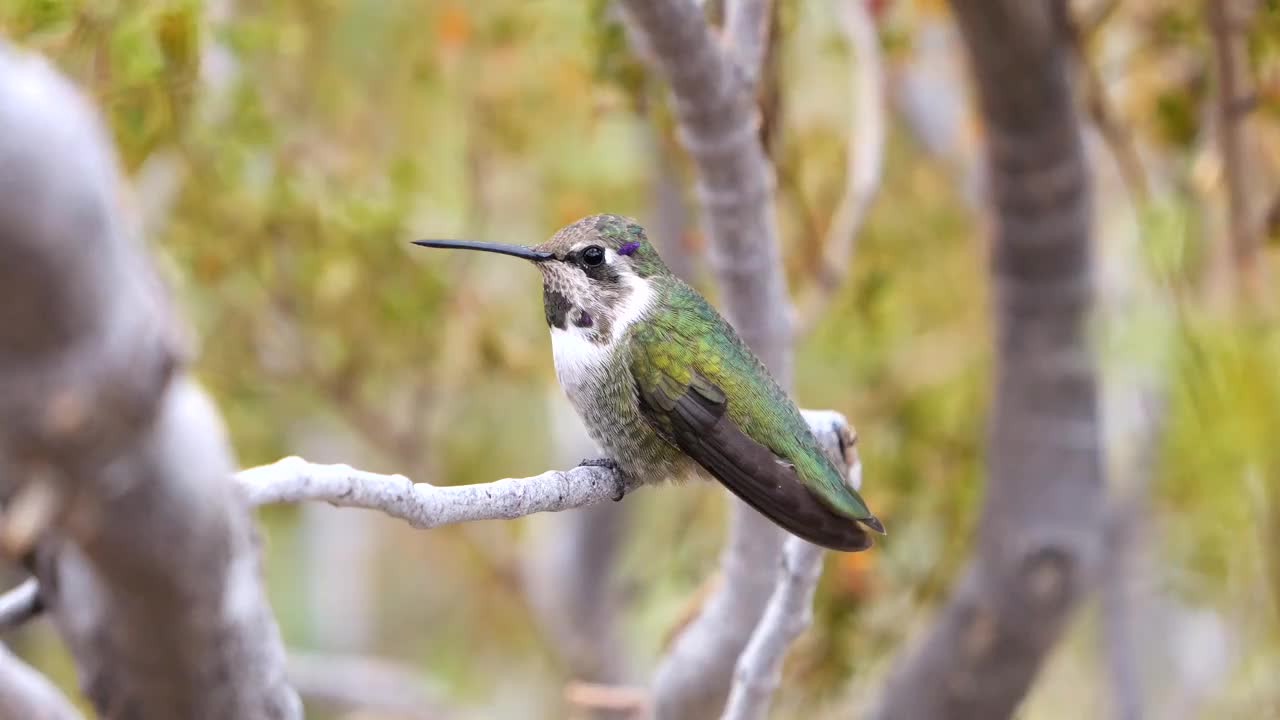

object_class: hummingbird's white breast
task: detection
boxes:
[550,271,655,402]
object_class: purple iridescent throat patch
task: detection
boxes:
[618,241,641,256]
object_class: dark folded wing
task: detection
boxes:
[636,370,872,552]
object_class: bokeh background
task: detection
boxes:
[4,0,1280,717]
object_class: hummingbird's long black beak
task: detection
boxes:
[412,239,555,262]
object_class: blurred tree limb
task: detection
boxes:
[522,391,633,712]
[0,41,299,719]
[1059,0,1150,205]
[619,0,790,373]
[869,0,1103,717]
[1088,72,1180,720]
[615,1,805,717]
[794,0,887,337]
[564,681,649,717]
[287,651,461,720]
[1207,0,1265,297]
[0,584,455,720]
[0,644,81,720]
[0,579,41,632]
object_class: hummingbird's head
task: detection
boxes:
[414,214,670,346]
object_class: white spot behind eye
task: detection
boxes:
[611,274,653,342]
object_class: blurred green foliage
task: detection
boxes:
[4,0,1280,718]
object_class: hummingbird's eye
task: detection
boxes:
[582,245,606,267]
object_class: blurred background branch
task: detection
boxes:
[793,0,886,336]
[1207,0,1265,298]
[0,579,41,633]
[0,644,81,720]
[286,651,462,720]
[521,391,633,720]
[1060,0,1150,205]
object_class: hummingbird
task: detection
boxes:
[413,214,883,551]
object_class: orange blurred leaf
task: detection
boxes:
[436,4,470,50]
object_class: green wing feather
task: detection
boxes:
[628,281,879,530]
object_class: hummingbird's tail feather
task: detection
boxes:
[726,480,875,552]
[667,390,875,550]
[635,367,877,551]
[859,515,886,535]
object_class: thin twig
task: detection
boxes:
[1207,0,1264,294]
[720,538,824,720]
[1079,0,1121,38]
[0,579,42,633]
[564,681,649,716]
[794,0,886,336]
[1060,0,1150,204]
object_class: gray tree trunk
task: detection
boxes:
[0,41,299,720]
[870,1,1103,717]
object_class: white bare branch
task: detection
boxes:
[238,457,623,524]
[238,410,858,720]
[238,410,855,534]
[720,538,823,720]
[795,0,886,335]
[0,579,41,633]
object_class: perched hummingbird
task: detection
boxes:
[414,214,883,551]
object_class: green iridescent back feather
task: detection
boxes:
[628,276,874,522]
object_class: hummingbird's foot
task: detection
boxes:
[577,457,626,501]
